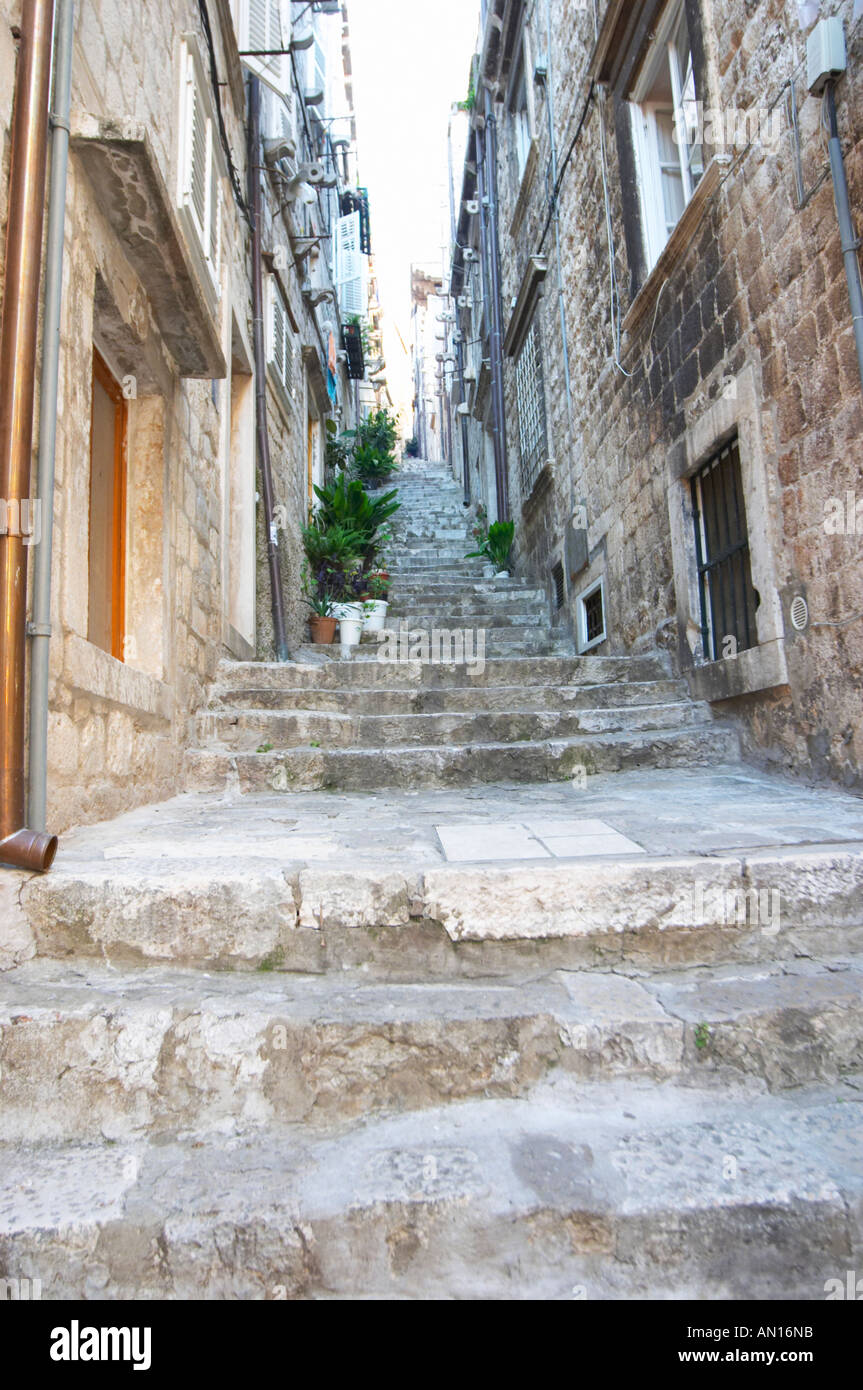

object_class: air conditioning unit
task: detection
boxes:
[457,294,469,308]
[457,402,471,415]
[304,87,325,107]
[314,1,341,14]
[463,247,478,262]
[465,199,479,215]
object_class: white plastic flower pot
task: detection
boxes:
[339,617,363,649]
[363,600,389,632]
[495,570,510,580]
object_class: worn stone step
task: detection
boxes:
[2,1076,861,1297]
[185,723,741,794]
[383,610,546,629]
[211,654,673,690]
[18,840,863,975]
[197,702,707,754]
[1,957,861,1145]
[206,678,692,716]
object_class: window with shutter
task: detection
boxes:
[179,39,224,296]
[238,0,291,99]
[335,212,367,321]
[269,280,293,401]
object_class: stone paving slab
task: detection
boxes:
[35,764,863,873]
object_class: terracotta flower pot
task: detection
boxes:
[309,614,337,644]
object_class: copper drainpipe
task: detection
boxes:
[0,0,59,872]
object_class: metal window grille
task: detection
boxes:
[552,560,565,610]
[691,437,758,662]
[515,319,548,497]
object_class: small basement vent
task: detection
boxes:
[576,576,607,652]
[552,561,565,610]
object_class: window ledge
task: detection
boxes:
[71,117,226,379]
[622,155,731,343]
[521,458,555,518]
[509,139,539,240]
[686,637,789,704]
[64,633,172,721]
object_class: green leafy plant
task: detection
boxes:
[694,1022,712,1050]
[325,418,352,477]
[404,436,420,458]
[353,440,398,486]
[313,475,400,571]
[366,571,391,600]
[466,518,515,571]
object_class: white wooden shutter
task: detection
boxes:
[269,283,292,395]
[335,212,366,319]
[179,41,224,295]
[240,0,291,98]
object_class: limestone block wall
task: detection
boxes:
[490,0,863,788]
[0,0,351,831]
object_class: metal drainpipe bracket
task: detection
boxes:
[26,622,52,637]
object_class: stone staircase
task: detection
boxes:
[187,464,740,794]
[2,462,863,1299]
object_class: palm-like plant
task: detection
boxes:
[313,476,400,569]
[466,519,515,571]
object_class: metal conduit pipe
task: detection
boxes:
[28,0,75,835]
[825,80,863,394]
[0,0,59,873]
[247,74,290,663]
[483,84,510,522]
[544,0,573,432]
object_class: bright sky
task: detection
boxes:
[348,0,480,424]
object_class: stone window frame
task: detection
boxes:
[667,364,789,702]
[575,574,608,654]
[628,0,703,274]
[507,25,539,238]
[514,313,550,503]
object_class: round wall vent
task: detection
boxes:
[790,595,809,632]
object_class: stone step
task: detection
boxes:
[212,654,674,691]
[3,1075,861,1297]
[19,840,863,975]
[383,610,548,629]
[186,723,740,795]
[197,702,708,754]
[206,678,692,715]
[1,957,861,1145]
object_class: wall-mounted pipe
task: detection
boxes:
[0,0,59,872]
[247,74,290,662]
[825,81,863,394]
[28,0,75,835]
[482,84,510,522]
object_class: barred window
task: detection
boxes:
[691,437,759,662]
[515,319,548,497]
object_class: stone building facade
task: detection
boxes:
[0,0,372,834]
[449,0,863,789]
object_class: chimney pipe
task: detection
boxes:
[0,0,59,873]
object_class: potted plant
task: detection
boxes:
[466,518,515,578]
[362,570,391,632]
[307,591,337,644]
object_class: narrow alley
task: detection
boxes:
[1,0,862,1322]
